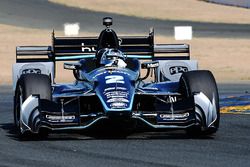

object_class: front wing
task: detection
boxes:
[19,92,218,134]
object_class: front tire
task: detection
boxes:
[14,74,52,139]
[179,70,220,136]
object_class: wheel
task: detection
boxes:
[179,70,220,136]
[14,74,52,139]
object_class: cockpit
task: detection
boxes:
[98,48,127,68]
[79,17,139,73]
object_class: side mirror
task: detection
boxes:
[140,61,159,81]
[64,62,81,70]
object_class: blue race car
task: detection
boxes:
[13,17,219,139]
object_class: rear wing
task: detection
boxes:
[16,46,53,63]
[16,29,190,63]
[153,44,190,60]
[52,29,154,61]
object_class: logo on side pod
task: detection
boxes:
[169,66,188,75]
[22,68,41,74]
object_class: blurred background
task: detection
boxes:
[0,0,249,84]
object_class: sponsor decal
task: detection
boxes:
[167,96,177,103]
[46,115,75,123]
[104,87,116,92]
[92,71,108,79]
[105,75,125,84]
[64,64,77,70]
[116,87,127,91]
[110,102,127,108]
[22,68,41,74]
[146,62,159,68]
[107,98,129,103]
[104,87,127,92]
[92,70,130,79]
[169,66,188,75]
[103,88,129,109]
[105,91,129,99]
[104,69,131,76]
[159,113,189,120]
[81,43,96,52]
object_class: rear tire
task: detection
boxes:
[179,70,220,136]
[14,74,52,139]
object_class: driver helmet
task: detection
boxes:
[99,48,125,66]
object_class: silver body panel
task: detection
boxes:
[12,62,54,90]
[157,60,198,82]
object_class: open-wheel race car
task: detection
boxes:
[13,17,219,139]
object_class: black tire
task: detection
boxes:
[179,70,220,136]
[14,74,52,139]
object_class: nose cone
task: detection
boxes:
[94,70,135,113]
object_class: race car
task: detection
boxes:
[13,17,220,139]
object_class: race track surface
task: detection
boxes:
[0,0,250,38]
[0,85,250,167]
[1,1,250,166]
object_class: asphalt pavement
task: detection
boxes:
[0,85,250,167]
